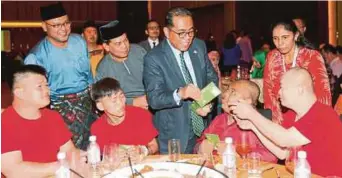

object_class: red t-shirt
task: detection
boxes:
[197,113,278,163]
[1,106,72,163]
[282,102,342,176]
[91,106,158,152]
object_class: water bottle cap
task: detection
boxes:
[57,152,66,160]
[89,135,97,142]
[298,151,307,158]
[225,137,233,144]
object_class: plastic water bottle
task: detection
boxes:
[294,151,311,178]
[87,135,101,178]
[55,152,71,178]
[222,137,236,178]
[237,65,241,80]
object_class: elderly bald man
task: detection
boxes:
[196,80,277,163]
[229,67,342,176]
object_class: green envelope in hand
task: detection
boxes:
[205,133,220,148]
[191,82,221,112]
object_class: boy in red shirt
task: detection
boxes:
[196,80,277,163]
[231,67,342,176]
[90,77,159,156]
[1,65,81,177]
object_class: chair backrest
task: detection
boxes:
[257,108,272,120]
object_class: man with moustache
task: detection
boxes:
[139,20,161,52]
[24,2,96,150]
[95,20,148,109]
[143,7,218,153]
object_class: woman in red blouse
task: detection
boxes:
[264,19,331,124]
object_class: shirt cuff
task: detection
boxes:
[173,89,181,105]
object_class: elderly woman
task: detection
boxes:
[263,19,331,123]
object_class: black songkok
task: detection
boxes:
[99,20,125,41]
[40,2,67,21]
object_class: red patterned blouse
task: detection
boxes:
[263,47,331,124]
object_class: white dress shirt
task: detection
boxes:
[166,39,198,105]
[148,38,159,49]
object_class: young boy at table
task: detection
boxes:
[195,80,277,163]
[1,65,81,177]
[90,77,159,156]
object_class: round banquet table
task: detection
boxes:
[140,154,323,178]
[47,154,323,178]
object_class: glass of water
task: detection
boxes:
[247,152,262,178]
[168,139,181,162]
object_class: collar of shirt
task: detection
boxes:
[148,38,159,48]
[166,39,197,86]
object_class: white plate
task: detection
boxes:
[142,170,183,178]
[104,162,228,178]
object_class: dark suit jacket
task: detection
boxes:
[143,38,219,153]
[139,40,152,52]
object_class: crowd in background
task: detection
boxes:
[1,2,342,177]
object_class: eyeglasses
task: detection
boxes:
[169,28,197,38]
[148,26,160,30]
[45,21,72,29]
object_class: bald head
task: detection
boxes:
[227,80,260,105]
[282,67,314,93]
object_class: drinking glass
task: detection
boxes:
[247,152,262,178]
[168,139,181,162]
[102,143,119,174]
[235,131,252,170]
[285,146,301,174]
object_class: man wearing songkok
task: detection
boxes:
[1,65,83,178]
[139,20,161,52]
[90,77,159,155]
[82,20,104,77]
[230,67,342,176]
[24,2,97,150]
[95,20,148,110]
[196,80,277,163]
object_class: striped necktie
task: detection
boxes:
[179,52,204,137]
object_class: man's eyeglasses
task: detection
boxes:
[169,28,197,38]
[148,26,160,30]
[45,21,72,29]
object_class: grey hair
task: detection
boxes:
[165,7,192,27]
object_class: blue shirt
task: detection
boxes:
[222,45,241,66]
[24,34,93,98]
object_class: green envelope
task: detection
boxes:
[191,82,221,112]
[205,133,220,148]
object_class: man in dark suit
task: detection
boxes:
[143,7,218,154]
[139,20,160,52]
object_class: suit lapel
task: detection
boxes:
[189,45,203,88]
[146,41,152,51]
[161,40,186,85]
